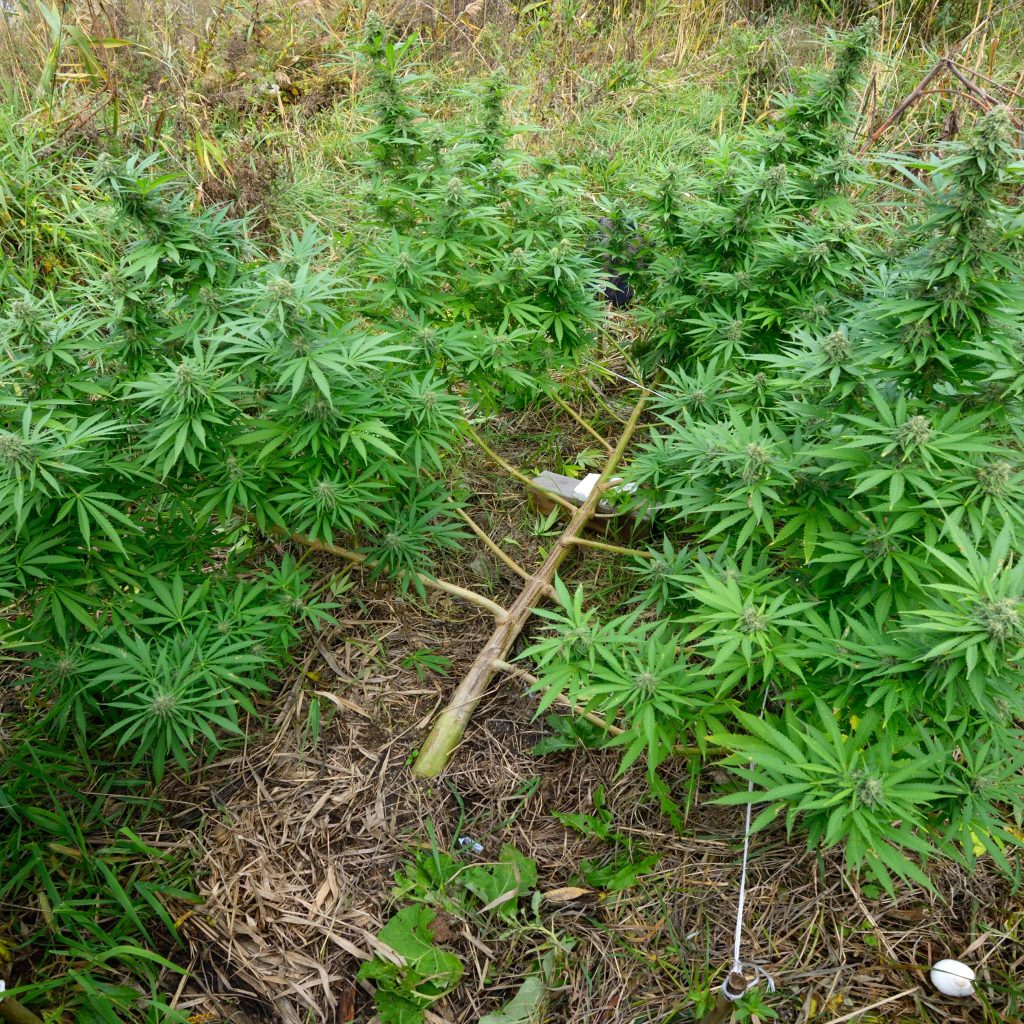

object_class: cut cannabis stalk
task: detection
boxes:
[412,395,647,778]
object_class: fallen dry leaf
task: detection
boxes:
[542,886,594,904]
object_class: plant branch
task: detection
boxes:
[566,535,653,559]
[583,377,628,423]
[413,395,647,778]
[493,659,624,734]
[859,59,947,153]
[493,660,722,758]
[285,531,508,623]
[603,331,645,382]
[454,508,554,596]
[549,392,614,453]
[464,423,577,512]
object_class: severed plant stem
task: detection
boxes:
[454,508,535,585]
[0,995,45,1024]
[413,396,647,778]
[286,531,508,622]
[697,973,749,1024]
[464,423,578,512]
[858,59,947,153]
[549,392,614,453]
[566,535,653,559]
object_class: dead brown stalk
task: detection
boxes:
[860,57,1024,153]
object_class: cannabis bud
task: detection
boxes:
[895,415,932,452]
[821,328,851,365]
[767,164,788,190]
[977,460,1012,495]
[0,431,29,465]
[266,276,294,301]
[976,597,1021,644]
[9,299,36,324]
[315,480,339,508]
[741,442,772,485]
[854,773,884,808]
[740,605,768,634]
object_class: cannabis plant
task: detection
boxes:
[527,84,1024,890]
[634,22,877,368]
[1,54,613,1013]
[354,28,606,409]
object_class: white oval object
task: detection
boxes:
[930,959,976,997]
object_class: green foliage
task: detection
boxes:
[733,985,779,1023]
[357,906,464,1024]
[554,786,662,891]
[395,841,539,920]
[530,711,608,754]
[461,845,538,920]
[478,951,557,1024]
[522,578,732,775]
[355,28,605,408]
[634,23,878,369]
[0,742,195,1023]
[0,35,608,1017]
[1,42,609,780]
[525,27,1024,895]
[366,840,540,1022]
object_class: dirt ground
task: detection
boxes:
[160,401,1022,1024]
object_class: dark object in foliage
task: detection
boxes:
[604,270,635,309]
[595,215,649,308]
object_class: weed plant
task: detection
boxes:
[526,26,1024,894]
[3,9,1023,1019]
[0,35,605,1016]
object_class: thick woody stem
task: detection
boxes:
[412,395,647,778]
[697,973,748,1024]
[0,995,45,1024]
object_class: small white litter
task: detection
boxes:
[571,473,638,502]
[930,959,976,997]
